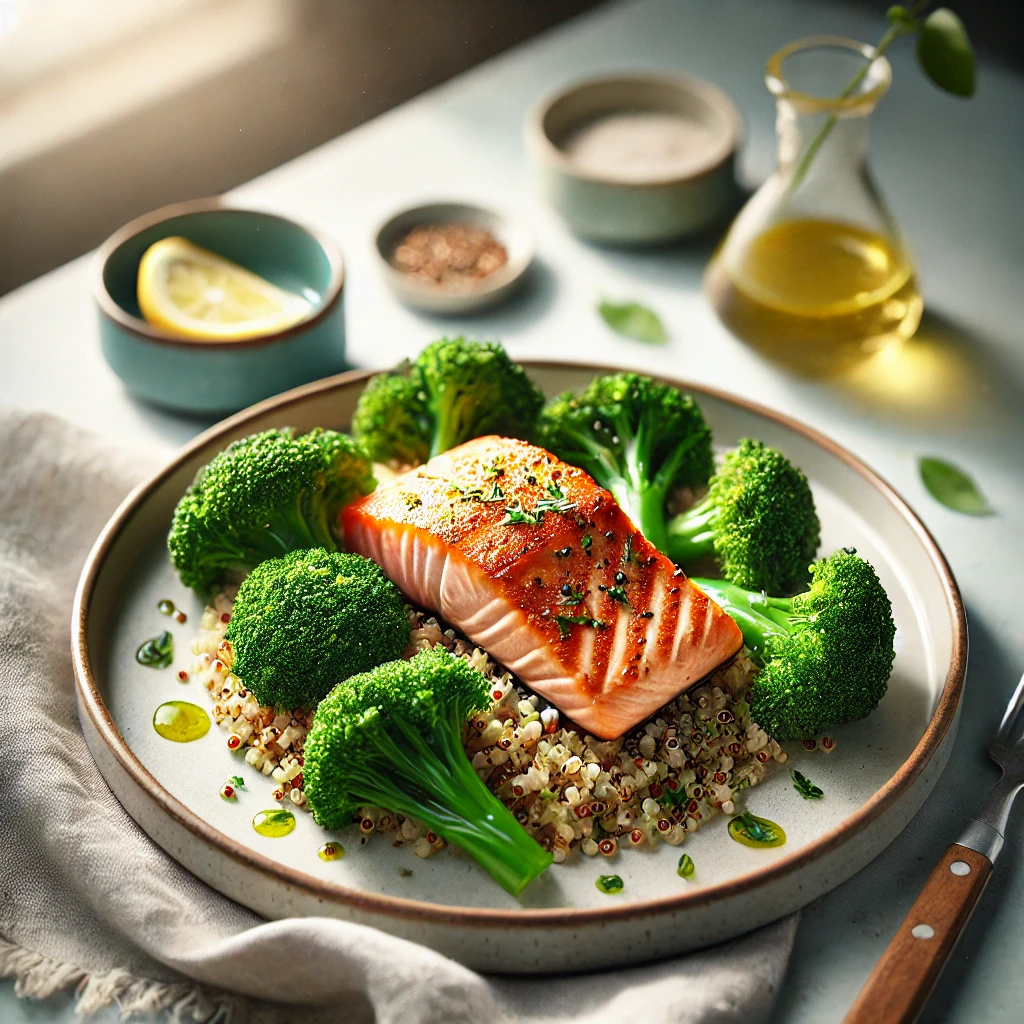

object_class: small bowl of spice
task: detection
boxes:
[525,73,742,245]
[375,201,533,314]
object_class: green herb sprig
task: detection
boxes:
[791,4,975,192]
[501,503,543,526]
[449,480,505,503]
[536,481,578,516]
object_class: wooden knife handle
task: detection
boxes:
[843,844,993,1024]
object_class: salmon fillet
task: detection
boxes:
[341,436,743,739]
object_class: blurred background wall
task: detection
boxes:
[0,0,599,295]
[0,0,1015,297]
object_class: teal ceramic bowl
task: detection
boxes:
[93,198,346,414]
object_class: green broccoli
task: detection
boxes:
[168,428,375,594]
[304,647,553,896]
[352,337,544,464]
[537,372,713,553]
[224,548,408,709]
[693,549,896,739]
[350,371,431,467]
[666,439,820,594]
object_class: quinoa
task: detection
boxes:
[190,595,786,863]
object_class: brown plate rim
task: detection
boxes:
[72,361,967,929]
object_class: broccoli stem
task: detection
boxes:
[429,390,474,459]
[690,578,794,660]
[620,423,706,554]
[631,480,673,554]
[607,427,666,552]
[260,492,332,555]
[349,711,552,896]
[666,495,719,564]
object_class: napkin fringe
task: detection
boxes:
[0,935,233,1021]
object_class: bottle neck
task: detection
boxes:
[775,98,871,176]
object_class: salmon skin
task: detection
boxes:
[341,436,743,740]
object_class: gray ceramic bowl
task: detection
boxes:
[525,73,742,245]
[93,197,346,414]
[375,201,533,314]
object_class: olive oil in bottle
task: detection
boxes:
[708,37,924,370]
[707,218,922,364]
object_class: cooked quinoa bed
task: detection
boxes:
[190,592,788,863]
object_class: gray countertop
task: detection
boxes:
[2,1,1022,1020]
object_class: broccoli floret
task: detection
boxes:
[667,439,820,594]
[693,549,896,739]
[350,371,431,467]
[352,338,544,464]
[168,428,375,594]
[224,548,408,709]
[415,337,544,458]
[304,647,553,896]
[537,373,713,553]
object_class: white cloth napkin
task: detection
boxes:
[0,409,797,1023]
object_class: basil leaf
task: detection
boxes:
[598,300,668,344]
[916,8,976,98]
[919,456,993,516]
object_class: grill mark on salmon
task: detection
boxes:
[341,436,743,739]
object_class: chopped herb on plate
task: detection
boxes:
[555,611,606,639]
[791,769,823,799]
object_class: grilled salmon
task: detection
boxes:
[341,436,743,739]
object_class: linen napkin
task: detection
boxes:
[0,409,797,1024]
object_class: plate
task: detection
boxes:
[72,363,965,973]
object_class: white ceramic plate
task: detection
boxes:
[73,363,965,972]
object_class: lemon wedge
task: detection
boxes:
[137,237,313,341]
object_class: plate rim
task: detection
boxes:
[72,361,967,928]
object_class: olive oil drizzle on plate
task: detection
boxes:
[152,701,210,742]
[728,812,786,849]
[252,808,296,838]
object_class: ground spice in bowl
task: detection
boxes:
[390,223,508,288]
